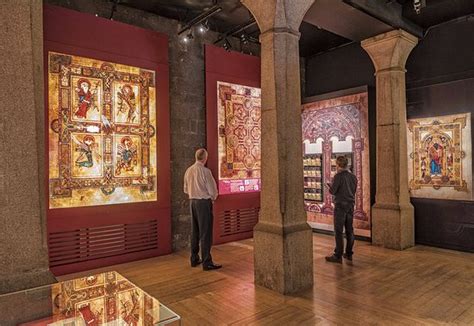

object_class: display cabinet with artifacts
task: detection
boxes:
[301,90,371,238]
[303,154,323,203]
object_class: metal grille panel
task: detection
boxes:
[48,220,158,267]
[218,207,259,237]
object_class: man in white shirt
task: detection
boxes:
[184,148,221,271]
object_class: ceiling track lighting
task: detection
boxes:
[198,20,210,34]
[178,5,222,37]
[240,33,249,45]
[413,0,426,15]
[182,30,194,43]
[109,0,119,20]
[214,19,257,45]
[223,39,232,52]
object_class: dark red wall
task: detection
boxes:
[44,5,171,274]
[205,45,261,244]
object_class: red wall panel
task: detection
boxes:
[205,45,261,244]
[44,5,171,275]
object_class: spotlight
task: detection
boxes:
[413,0,426,14]
[240,33,248,45]
[223,38,232,51]
[182,31,194,43]
[198,20,209,34]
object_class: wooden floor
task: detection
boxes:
[61,234,474,325]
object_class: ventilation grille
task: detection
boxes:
[48,220,158,267]
[218,207,259,237]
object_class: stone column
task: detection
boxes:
[361,30,418,250]
[241,0,315,294]
[0,0,56,294]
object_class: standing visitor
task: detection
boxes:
[325,156,358,264]
[184,148,222,271]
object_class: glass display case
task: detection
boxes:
[3,271,181,326]
[303,154,323,202]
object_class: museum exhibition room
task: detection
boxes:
[1,0,474,324]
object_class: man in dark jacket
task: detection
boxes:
[325,156,358,263]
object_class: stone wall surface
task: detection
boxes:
[0,0,56,295]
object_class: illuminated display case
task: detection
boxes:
[303,154,323,202]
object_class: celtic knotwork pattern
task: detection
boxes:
[217,82,261,194]
[48,52,157,208]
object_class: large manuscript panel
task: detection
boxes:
[217,82,261,195]
[48,52,157,208]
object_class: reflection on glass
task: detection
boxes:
[17,271,180,326]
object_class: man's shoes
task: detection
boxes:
[325,254,342,264]
[343,253,353,261]
[203,263,222,271]
[191,259,202,267]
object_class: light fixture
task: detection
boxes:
[182,31,194,43]
[240,33,248,45]
[198,20,209,34]
[413,0,426,14]
[178,5,222,38]
[223,38,232,51]
[109,0,119,20]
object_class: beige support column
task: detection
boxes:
[241,0,315,294]
[0,0,56,293]
[361,30,418,250]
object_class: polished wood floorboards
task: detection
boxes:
[61,234,474,325]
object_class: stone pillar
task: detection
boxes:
[0,0,56,294]
[241,0,315,294]
[361,30,418,250]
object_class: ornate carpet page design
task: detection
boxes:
[408,113,472,200]
[301,92,370,237]
[217,81,261,194]
[48,52,157,208]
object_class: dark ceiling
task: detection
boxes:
[118,0,474,57]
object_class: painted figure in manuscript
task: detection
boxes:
[73,135,101,168]
[117,84,138,123]
[116,136,138,175]
[74,78,97,119]
[408,113,472,200]
[428,140,444,176]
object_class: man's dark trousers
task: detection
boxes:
[190,199,213,266]
[333,202,355,258]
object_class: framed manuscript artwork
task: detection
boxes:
[48,52,157,209]
[408,113,473,200]
[217,81,261,195]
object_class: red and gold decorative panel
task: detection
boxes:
[302,92,370,237]
[408,113,472,200]
[217,81,261,194]
[48,52,157,208]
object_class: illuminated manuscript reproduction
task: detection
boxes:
[217,82,261,194]
[48,52,157,208]
[408,113,472,200]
